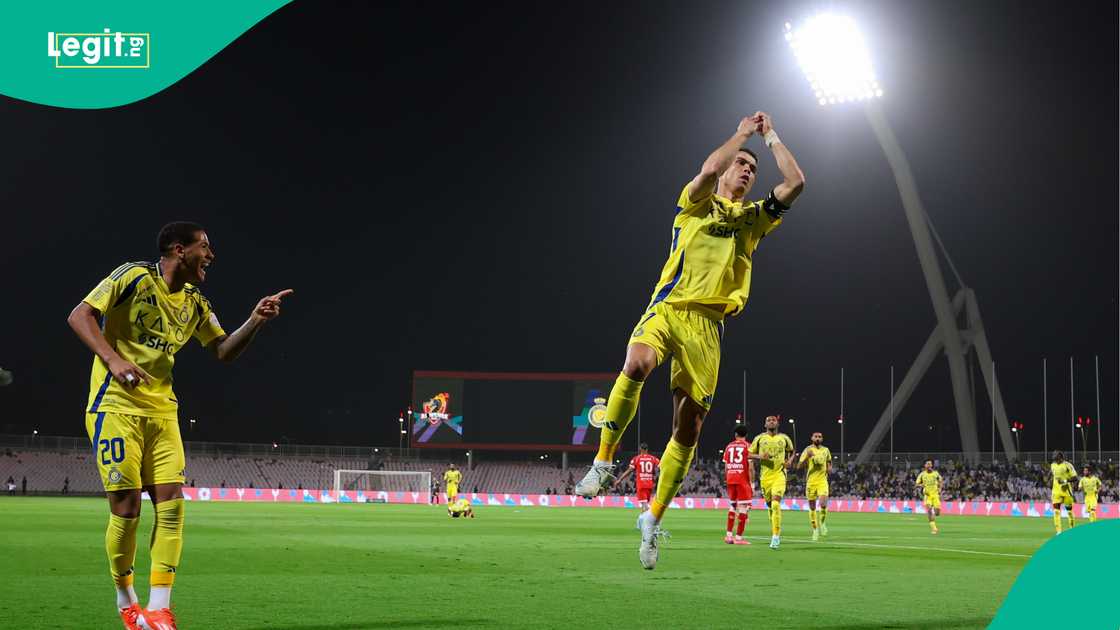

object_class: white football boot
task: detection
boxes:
[574,461,615,498]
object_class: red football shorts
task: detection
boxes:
[727,482,752,502]
[636,486,653,502]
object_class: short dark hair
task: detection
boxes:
[1052,450,1064,460]
[158,221,205,254]
[739,147,758,163]
[734,425,748,438]
[639,442,649,451]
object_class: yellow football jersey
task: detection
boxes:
[83,262,226,420]
[443,469,462,486]
[917,470,941,494]
[647,184,783,317]
[1078,475,1100,498]
[448,498,471,514]
[800,446,832,485]
[1050,462,1076,489]
[749,432,794,475]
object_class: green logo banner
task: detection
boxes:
[0,0,291,109]
[990,520,1119,628]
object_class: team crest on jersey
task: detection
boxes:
[587,397,608,428]
[177,305,190,324]
[108,467,123,484]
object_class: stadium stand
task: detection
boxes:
[2,440,1116,501]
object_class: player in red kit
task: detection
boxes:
[722,425,761,545]
[613,443,660,512]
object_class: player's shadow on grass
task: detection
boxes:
[244,620,494,629]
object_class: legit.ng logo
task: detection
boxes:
[47,28,150,68]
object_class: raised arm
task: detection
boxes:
[208,289,293,362]
[67,302,151,387]
[612,465,635,489]
[686,117,757,202]
[755,112,805,206]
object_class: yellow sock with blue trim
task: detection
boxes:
[649,438,695,521]
[149,499,184,609]
[106,514,139,608]
[594,373,643,462]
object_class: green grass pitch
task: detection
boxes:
[1,497,1052,629]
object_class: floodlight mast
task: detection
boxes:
[785,16,1016,465]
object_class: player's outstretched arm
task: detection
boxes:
[686,117,757,202]
[67,302,152,387]
[208,289,294,362]
[612,466,635,489]
[754,112,805,207]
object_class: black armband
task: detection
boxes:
[762,189,789,220]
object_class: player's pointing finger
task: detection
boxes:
[271,289,295,300]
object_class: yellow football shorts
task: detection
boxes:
[923,492,941,509]
[446,483,459,500]
[760,471,787,501]
[1084,495,1097,511]
[1051,485,1073,505]
[806,479,829,501]
[629,301,723,410]
[85,412,185,491]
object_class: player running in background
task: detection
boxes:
[915,460,942,535]
[67,222,293,630]
[750,415,797,549]
[573,111,805,569]
[447,497,475,518]
[722,425,760,545]
[443,464,463,504]
[1049,451,1078,533]
[612,443,660,512]
[797,431,832,542]
[1078,465,1101,523]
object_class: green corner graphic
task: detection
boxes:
[989,520,1119,629]
[0,1,292,109]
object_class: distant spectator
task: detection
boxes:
[6,476,14,495]
[190,479,196,488]
[249,481,254,489]
[62,477,70,495]
[220,480,226,488]
[21,476,26,495]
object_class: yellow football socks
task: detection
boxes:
[1053,511,1062,532]
[1066,508,1075,529]
[106,514,139,587]
[809,510,818,530]
[1088,509,1096,523]
[771,499,782,535]
[819,505,828,525]
[649,438,695,520]
[595,373,644,462]
[929,520,937,532]
[149,499,184,589]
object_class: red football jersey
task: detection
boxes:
[630,454,660,488]
[723,439,751,485]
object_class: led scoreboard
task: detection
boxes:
[410,371,636,451]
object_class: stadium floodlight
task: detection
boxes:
[784,14,1013,465]
[784,15,882,106]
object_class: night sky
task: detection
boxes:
[2,0,1116,458]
